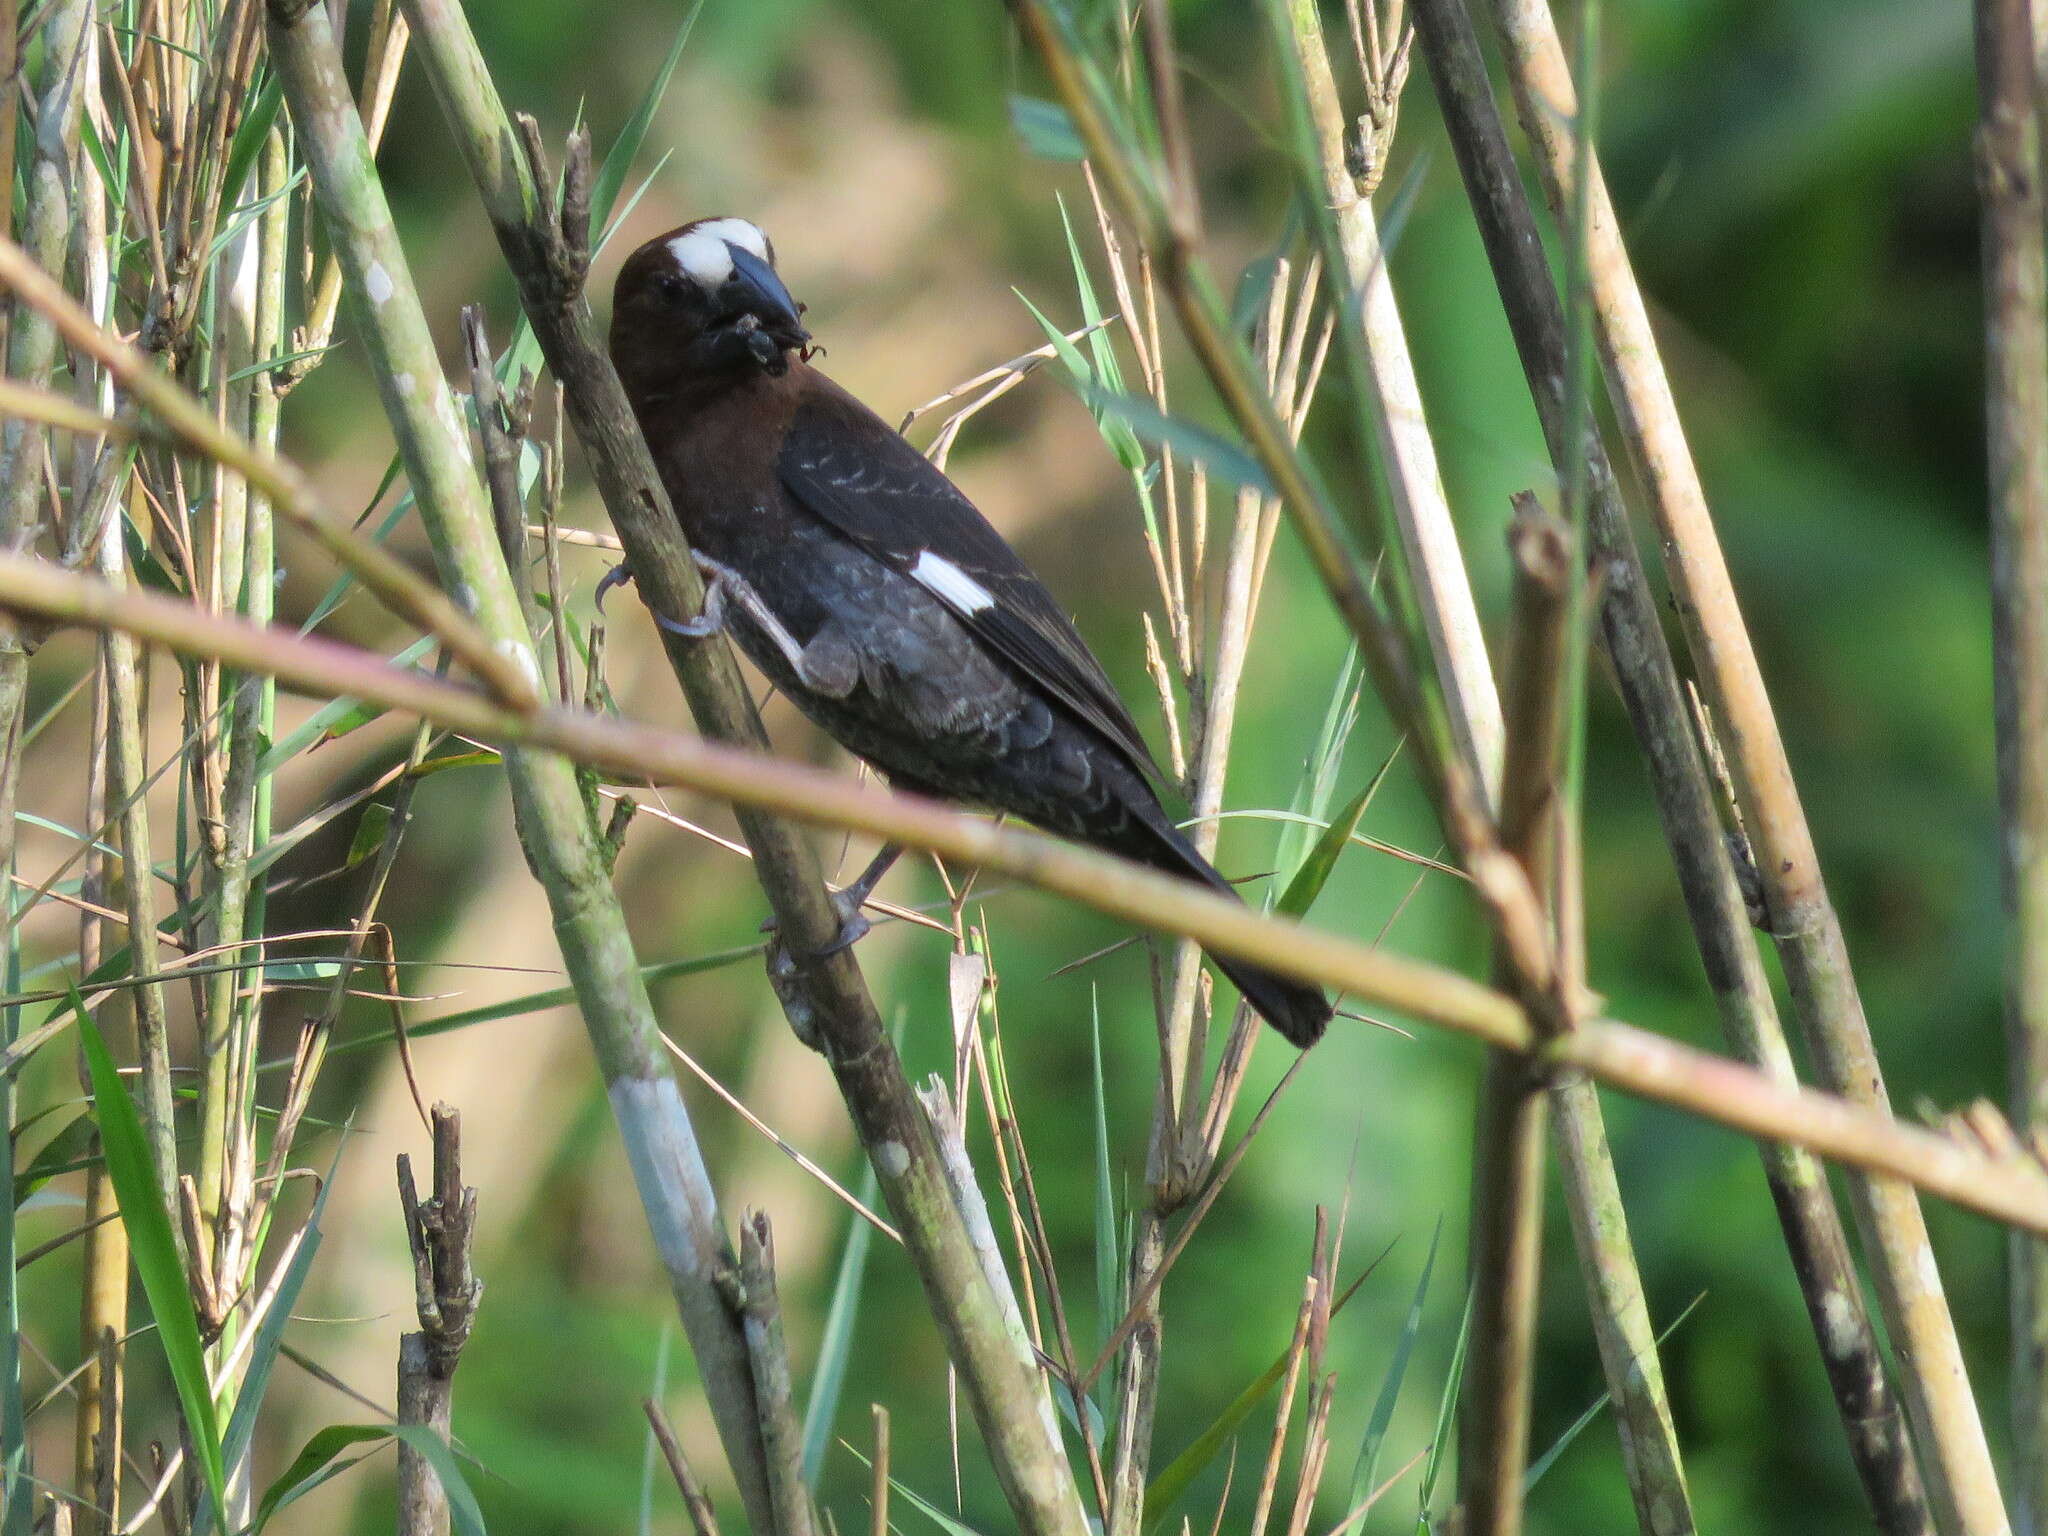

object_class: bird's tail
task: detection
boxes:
[1112,808,1333,1048]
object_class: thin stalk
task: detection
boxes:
[1977,0,2048,1529]
[1409,3,1934,1526]
[100,629,179,1217]
[1286,0,1502,797]
[1460,504,1575,1536]
[387,5,1090,1530]
[739,1216,818,1536]
[76,678,128,1536]
[1476,2,2000,1526]
[261,5,777,1527]
[15,556,2048,1233]
[1288,9,1689,1519]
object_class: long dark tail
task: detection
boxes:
[1111,809,1333,1048]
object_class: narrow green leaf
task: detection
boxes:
[303,945,763,1066]
[252,1424,391,1532]
[15,1109,94,1209]
[1090,989,1119,1346]
[1416,1284,1477,1528]
[800,1163,880,1484]
[1009,94,1085,161]
[342,803,394,872]
[392,1425,490,1536]
[74,996,227,1525]
[1275,738,1403,919]
[1343,1218,1443,1535]
[219,73,283,208]
[838,1444,987,1536]
[1275,778,1373,920]
[1082,385,1275,495]
[1143,1337,1297,1530]
[1524,1292,1705,1491]
[210,1143,346,1530]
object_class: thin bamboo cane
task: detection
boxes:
[1977,1,2048,1529]
[260,5,779,1526]
[1288,0,1502,797]
[384,6,1091,1531]
[1407,3,1935,1526]
[1460,503,1573,1536]
[14,554,2048,1236]
[1284,10,1692,1524]
[1474,4,2000,1528]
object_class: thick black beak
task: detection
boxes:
[724,243,808,347]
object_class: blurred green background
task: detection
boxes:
[13,0,2004,1531]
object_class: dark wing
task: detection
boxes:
[777,383,1159,782]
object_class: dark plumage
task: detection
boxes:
[609,217,1332,1048]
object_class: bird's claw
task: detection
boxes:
[760,885,873,962]
[595,561,634,613]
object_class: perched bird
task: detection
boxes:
[608,216,1332,1048]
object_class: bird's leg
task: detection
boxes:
[761,843,903,961]
[662,554,858,698]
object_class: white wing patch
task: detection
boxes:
[910,551,995,614]
[667,230,733,287]
[694,217,770,263]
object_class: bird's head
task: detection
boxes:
[610,217,812,397]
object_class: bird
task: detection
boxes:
[607,216,1332,1048]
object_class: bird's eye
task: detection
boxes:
[655,274,689,304]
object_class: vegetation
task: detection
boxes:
[1,1,2036,1534]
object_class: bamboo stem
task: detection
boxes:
[13,555,2048,1235]
[1978,0,2048,1528]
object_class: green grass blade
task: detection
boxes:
[303,943,762,1067]
[800,1161,880,1484]
[1275,776,1374,920]
[1090,988,1119,1349]
[1142,1336,1295,1531]
[839,1444,988,1536]
[1416,1285,1477,1531]
[1524,1292,1705,1492]
[74,992,228,1526]
[3,879,26,1536]
[1342,1217,1443,1535]
[392,1425,490,1536]
[252,1424,391,1532]
[1009,95,1085,161]
[217,1140,347,1493]
[638,1328,672,1536]
[219,73,284,206]
[1275,647,1362,890]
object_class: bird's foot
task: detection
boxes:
[760,883,873,962]
[651,552,732,640]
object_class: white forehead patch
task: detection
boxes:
[667,230,734,287]
[694,217,770,263]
